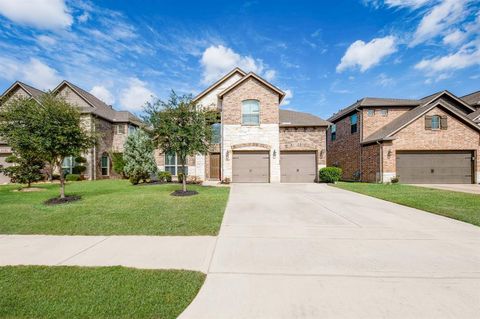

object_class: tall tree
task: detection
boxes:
[35,93,96,198]
[143,91,215,192]
[0,96,46,187]
[123,130,158,184]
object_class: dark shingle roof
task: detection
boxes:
[16,81,45,101]
[56,81,143,126]
[279,109,330,127]
[362,96,480,144]
[467,108,480,122]
[461,90,480,106]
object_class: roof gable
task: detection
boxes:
[218,72,285,103]
[362,97,480,144]
[279,109,330,127]
[421,90,475,114]
[193,68,247,102]
[1,81,45,104]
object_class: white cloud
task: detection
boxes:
[384,0,432,9]
[0,57,60,90]
[90,85,115,105]
[336,36,397,72]
[410,0,467,46]
[415,41,480,73]
[264,69,276,81]
[443,29,468,46]
[36,35,57,47]
[78,12,89,23]
[376,73,395,86]
[201,45,274,84]
[22,58,61,90]
[281,89,293,106]
[119,78,154,111]
[0,0,72,30]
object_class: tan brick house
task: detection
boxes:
[327,90,480,184]
[182,68,330,183]
[0,80,142,183]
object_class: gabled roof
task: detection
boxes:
[1,81,45,103]
[468,108,480,122]
[218,72,286,103]
[328,90,476,123]
[193,67,247,102]
[52,80,143,126]
[279,109,330,127]
[362,95,480,145]
[461,90,480,107]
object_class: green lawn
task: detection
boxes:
[0,180,229,235]
[0,265,204,319]
[334,182,480,226]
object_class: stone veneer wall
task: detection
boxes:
[382,107,480,183]
[279,127,327,169]
[222,124,281,182]
[327,113,361,180]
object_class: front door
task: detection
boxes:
[209,153,221,180]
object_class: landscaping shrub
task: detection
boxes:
[157,171,172,182]
[319,167,342,183]
[112,152,126,178]
[391,176,399,184]
[65,174,81,182]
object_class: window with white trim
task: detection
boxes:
[62,156,74,175]
[242,100,260,125]
[115,124,126,134]
[165,152,188,176]
[101,154,109,176]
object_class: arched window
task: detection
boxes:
[242,100,260,125]
[101,154,109,176]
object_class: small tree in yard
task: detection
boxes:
[0,96,46,187]
[123,130,157,184]
[143,91,215,193]
[111,152,126,178]
[35,93,96,199]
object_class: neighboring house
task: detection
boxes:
[327,90,480,184]
[156,68,329,183]
[0,80,142,183]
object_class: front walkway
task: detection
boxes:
[180,183,480,319]
[414,183,480,195]
[0,235,216,272]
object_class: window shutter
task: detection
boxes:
[425,115,432,130]
[440,116,447,130]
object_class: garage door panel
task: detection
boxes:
[396,152,473,184]
[281,152,316,183]
[232,152,269,183]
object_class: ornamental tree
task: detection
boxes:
[143,91,215,192]
[0,154,44,187]
[123,130,158,184]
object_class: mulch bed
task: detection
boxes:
[44,195,82,205]
[170,190,198,197]
[134,181,167,187]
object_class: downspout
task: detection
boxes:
[220,99,224,182]
[377,141,382,183]
[93,115,97,181]
[358,108,362,182]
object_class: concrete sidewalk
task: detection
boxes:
[414,183,480,195]
[0,235,216,272]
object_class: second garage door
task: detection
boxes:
[232,151,269,183]
[280,151,317,183]
[396,151,473,184]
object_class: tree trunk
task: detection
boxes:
[27,181,31,188]
[48,161,54,182]
[57,159,65,199]
[181,156,187,192]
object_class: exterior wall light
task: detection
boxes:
[273,150,277,159]
[387,150,392,158]
[226,150,230,161]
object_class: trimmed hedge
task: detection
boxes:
[157,171,172,183]
[65,174,81,182]
[319,167,342,183]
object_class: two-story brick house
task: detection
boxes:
[156,68,330,183]
[0,80,142,183]
[327,90,480,184]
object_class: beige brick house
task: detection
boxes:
[327,90,480,184]
[0,81,142,183]
[176,68,330,183]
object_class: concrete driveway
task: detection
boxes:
[180,183,480,319]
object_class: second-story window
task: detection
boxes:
[211,123,221,144]
[128,125,137,135]
[350,113,358,134]
[115,124,126,134]
[378,109,388,117]
[367,109,375,117]
[242,100,260,125]
[331,124,337,141]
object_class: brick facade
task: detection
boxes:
[222,77,279,125]
[280,127,327,168]
[362,107,410,139]
[327,113,361,180]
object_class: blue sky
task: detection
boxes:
[0,0,478,119]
